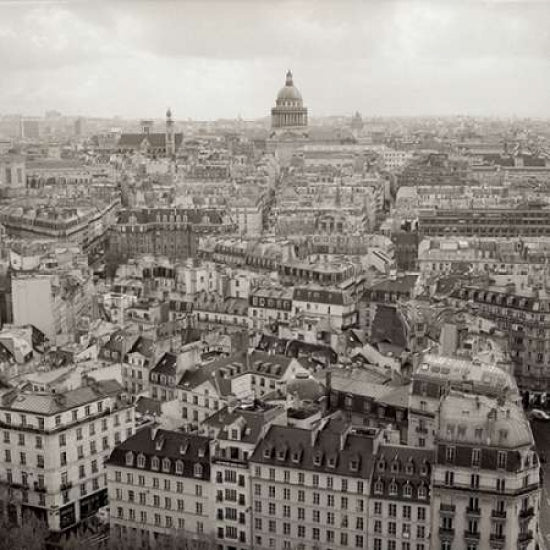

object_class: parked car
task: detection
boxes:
[530,409,550,421]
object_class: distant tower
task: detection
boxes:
[165,108,175,157]
[271,70,308,129]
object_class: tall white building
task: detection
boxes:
[0,378,134,533]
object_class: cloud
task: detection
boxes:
[0,0,548,118]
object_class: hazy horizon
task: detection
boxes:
[1,0,549,120]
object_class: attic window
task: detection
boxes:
[403,483,412,498]
[418,484,427,499]
[151,457,160,471]
[277,448,286,461]
[180,443,189,455]
[125,452,134,466]
[349,459,359,472]
[391,461,399,473]
[194,463,203,478]
[389,481,398,496]
[405,462,414,475]
[374,480,383,495]
[137,454,146,468]
[198,447,206,458]
[291,451,301,464]
[263,447,271,459]
[162,458,171,473]
[377,460,385,472]
[313,453,322,467]
[155,437,165,452]
[327,456,336,468]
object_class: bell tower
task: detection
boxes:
[165,108,175,157]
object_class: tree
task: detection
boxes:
[0,511,48,550]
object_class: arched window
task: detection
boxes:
[403,483,412,498]
[151,456,160,471]
[175,460,184,475]
[137,454,146,468]
[162,458,171,473]
[389,481,398,496]
[374,480,383,495]
[418,484,427,499]
[194,463,203,478]
[125,451,134,466]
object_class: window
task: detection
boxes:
[497,451,507,469]
[445,446,455,463]
[496,478,506,492]
[444,471,454,486]
[472,448,481,467]
[374,502,382,515]
[471,474,480,489]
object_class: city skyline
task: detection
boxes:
[0,0,549,120]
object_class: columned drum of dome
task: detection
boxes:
[271,70,308,129]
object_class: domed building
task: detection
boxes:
[271,70,308,129]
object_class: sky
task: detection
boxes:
[0,0,549,120]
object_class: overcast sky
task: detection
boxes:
[0,0,549,120]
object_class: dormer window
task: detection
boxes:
[374,480,383,495]
[277,448,287,461]
[194,463,203,478]
[418,484,427,499]
[389,481,398,496]
[151,457,160,471]
[391,461,399,473]
[180,442,189,455]
[377,460,385,472]
[162,458,171,473]
[349,459,359,472]
[406,461,414,475]
[198,447,205,458]
[291,450,301,464]
[155,437,165,452]
[263,447,272,459]
[175,460,184,475]
[403,483,412,498]
[313,452,322,467]
[231,429,239,440]
[125,451,134,466]
[327,456,336,469]
[137,454,146,468]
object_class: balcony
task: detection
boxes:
[491,510,507,519]
[466,507,481,517]
[519,506,534,519]
[439,528,455,539]
[464,531,481,541]
[33,482,47,493]
[440,504,456,513]
[490,534,506,548]
[60,482,73,491]
[415,426,428,434]
[518,530,533,543]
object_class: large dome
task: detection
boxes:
[271,69,308,130]
[277,84,302,101]
[276,70,303,101]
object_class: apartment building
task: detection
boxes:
[431,392,540,550]
[202,402,287,550]
[11,269,93,345]
[178,351,310,428]
[107,427,212,549]
[449,280,550,396]
[368,445,432,550]
[418,205,550,238]
[248,287,293,332]
[249,416,375,550]
[0,379,134,533]
[408,354,518,449]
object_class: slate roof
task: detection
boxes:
[118,133,183,149]
[0,379,123,415]
[371,305,408,349]
[251,415,375,478]
[107,426,211,480]
[150,352,178,378]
